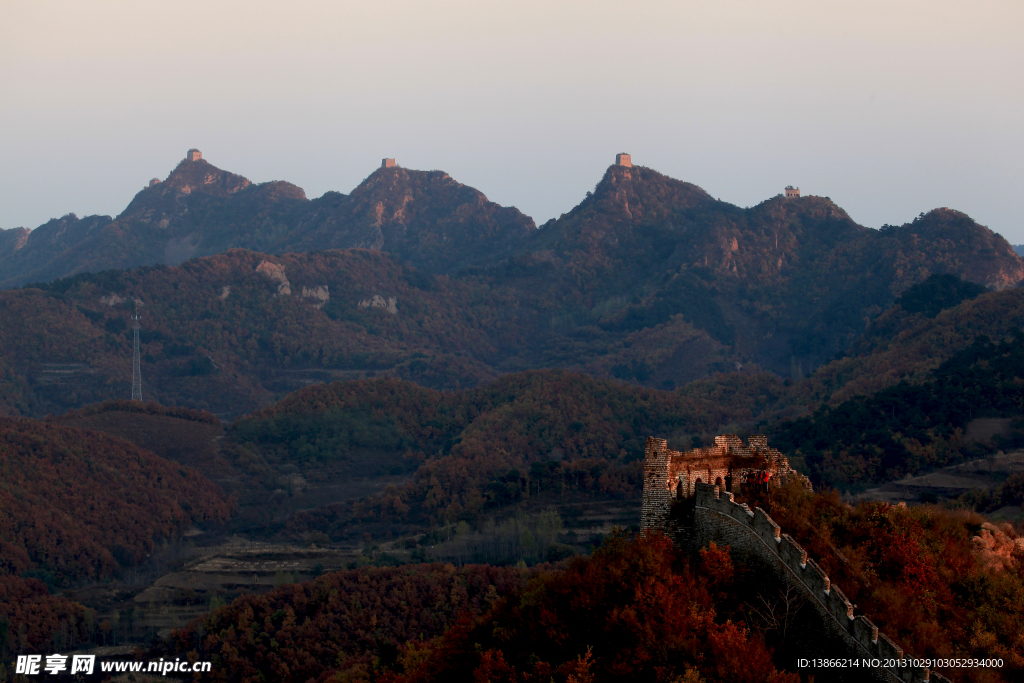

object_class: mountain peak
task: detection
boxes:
[594,163,712,206]
[157,151,251,198]
[298,163,535,272]
[353,165,461,199]
[544,162,713,233]
[113,150,257,224]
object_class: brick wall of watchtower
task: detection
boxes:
[642,437,671,532]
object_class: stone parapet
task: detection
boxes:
[753,507,781,545]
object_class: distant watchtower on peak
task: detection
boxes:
[615,153,632,167]
[186,149,203,162]
[382,158,396,168]
[148,178,161,187]
[785,185,800,198]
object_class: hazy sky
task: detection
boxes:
[2,1,1022,239]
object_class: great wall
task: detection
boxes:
[642,435,952,683]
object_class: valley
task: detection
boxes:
[858,448,1024,518]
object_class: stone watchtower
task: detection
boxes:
[641,434,810,533]
[615,153,632,167]
[785,185,800,198]
[186,149,203,162]
[382,158,396,168]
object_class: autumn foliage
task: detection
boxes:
[163,533,797,683]
[384,531,794,683]
[0,576,87,655]
[747,483,1024,682]
[0,417,233,655]
[164,563,531,683]
[0,417,232,583]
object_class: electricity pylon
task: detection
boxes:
[131,312,142,401]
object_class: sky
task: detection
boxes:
[2,0,1022,240]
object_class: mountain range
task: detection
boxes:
[1,151,1022,418]
[0,152,535,286]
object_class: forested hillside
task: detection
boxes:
[219,332,1024,541]
[223,370,740,537]
[791,276,1024,407]
[54,401,233,487]
[770,333,1024,486]
[200,274,1024,541]
[0,416,231,653]
[0,417,230,582]
[1,238,1019,422]
[4,266,1020,537]
[0,248,532,416]
[0,245,759,417]
[4,266,1023,528]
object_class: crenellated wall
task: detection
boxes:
[693,483,951,683]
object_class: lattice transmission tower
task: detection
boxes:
[131,312,142,401]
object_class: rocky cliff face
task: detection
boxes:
[525,165,874,290]
[973,522,1024,572]
[158,157,253,198]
